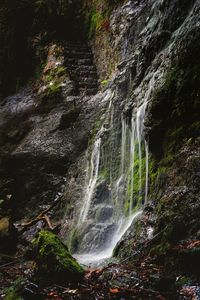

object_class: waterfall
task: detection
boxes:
[129,118,136,215]
[120,115,127,175]
[68,74,155,265]
[78,138,101,225]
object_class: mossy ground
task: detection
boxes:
[3,277,25,300]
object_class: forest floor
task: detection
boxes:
[1,244,200,300]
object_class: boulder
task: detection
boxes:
[33,231,84,283]
[0,217,18,253]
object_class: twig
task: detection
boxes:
[44,214,53,230]
[20,197,62,233]
[0,258,25,269]
[0,261,17,268]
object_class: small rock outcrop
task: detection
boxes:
[33,231,85,283]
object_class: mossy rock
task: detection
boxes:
[0,217,10,237]
[0,217,18,253]
[33,231,84,283]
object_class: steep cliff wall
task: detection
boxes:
[63,0,200,279]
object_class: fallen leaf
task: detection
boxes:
[110,288,119,294]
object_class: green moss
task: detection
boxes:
[83,0,113,39]
[4,277,25,300]
[148,52,200,157]
[101,79,110,86]
[33,231,84,283]
[134,219,143,239]
[175,276,190,287]
[98,168,109,182]
[56,66,66,76]
[146,48,200,266]
[42,64,66,96]
[150,226,173,256]
[47,82,61,95]
[90,11,104,36]
[125,141,147,214]
[113,237,133,259]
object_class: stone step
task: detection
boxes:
[78,77,98,84]
[64,48,92,55]
[63,41,98,95]
[65,63,96,69]
[66,68,97,78]
[77,72,97,77]
[78,78,98,85]
[79,70,97,76]
[65,59,94,68]
[79,88,98,95]
[78,65,97,71]
[65,67,97,76]
[79,82,98,88]
[64,64,78,71]
[64,58,76,65]
[64,52,93,59]
[78,58,94,66]
[64,43,90,50]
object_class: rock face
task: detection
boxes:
[0,0,200,285]
[33,230,84,283]
[0,39,102,219]
[62,0,200,271]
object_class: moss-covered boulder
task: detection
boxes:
[33,231,84,284]
[0,217,18,253]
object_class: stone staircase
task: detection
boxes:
[64,42,98,96]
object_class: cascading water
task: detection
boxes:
[68,72,157,265]
[78,138,101,225]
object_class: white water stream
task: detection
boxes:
[70,73,157,266]
[78,138,101,225]
[74,210,143,265]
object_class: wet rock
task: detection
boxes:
[33,231,84,284]
[0,85,104,219]
[93,180,110,205]
[78,222,117,253]
[161,0,195,32]
[150,274,175,293]
[21,281,45,300]
[58,108,81,130]
[96,206,113,222]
